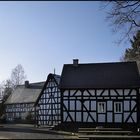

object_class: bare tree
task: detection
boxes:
[1,79,13,102]
[0,64,27,117]
[0,79,13,118]
[101,1,140,44]
[0,83,4,101]
[0,64,26,99]
[11,64,26,88]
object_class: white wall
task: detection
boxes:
[63,89,137,123]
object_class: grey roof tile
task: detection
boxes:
[60,61,140,89]
[5,81,45,104]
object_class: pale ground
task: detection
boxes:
[0,124,79,139]
[1,124,140,139]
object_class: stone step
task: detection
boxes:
[78,130,132,135]
[78,134,140,139]
[79,127,123,131]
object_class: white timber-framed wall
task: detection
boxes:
[62,88,139,126]
[5,103,34,121]
[35,74,61,126]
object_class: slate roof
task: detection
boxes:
[5,81,45,104]
[60,61,140,89]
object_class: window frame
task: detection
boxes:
[114,102,122,113]
[98,102,106,113]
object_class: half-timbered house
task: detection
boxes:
[4,81,45,122]
[60,59,140,129]
[35,73,61,126]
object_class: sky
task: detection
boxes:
[0,1,129,83]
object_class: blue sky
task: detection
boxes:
[0,1,129,83]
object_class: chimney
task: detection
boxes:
[25,81,30,88]
[73,59,79,67]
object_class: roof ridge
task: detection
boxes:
[64,61,136,66]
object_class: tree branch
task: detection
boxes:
[116,1,140,9]
[102,1,140,45]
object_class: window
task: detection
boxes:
[98,102,106,113]
[114,102,122,113]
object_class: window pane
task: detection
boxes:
[114,102,122,113]
[98,102,106,113]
